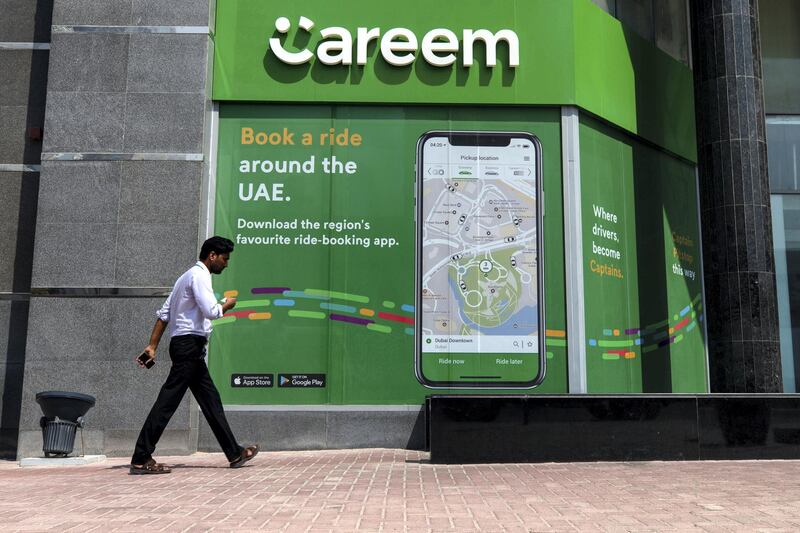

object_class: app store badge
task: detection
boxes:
[231,374,273,388]
[278,374,326,388]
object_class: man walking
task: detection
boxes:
[130,236,258,474]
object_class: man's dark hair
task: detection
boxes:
[199,236,234,260]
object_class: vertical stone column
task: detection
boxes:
[0,0,52,459]
[16,0,213,458]
[691,0,782,392]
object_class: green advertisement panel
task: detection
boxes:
[209,104,567,404]
[580,115,708,393]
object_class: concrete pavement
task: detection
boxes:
[2,449,800,531]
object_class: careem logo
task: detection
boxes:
[268,16,520,68]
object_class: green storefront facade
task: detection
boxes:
[206,0,708,408]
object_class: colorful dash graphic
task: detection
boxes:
[288,310,325,319]
[330,313,373,326]
[282,290,329,300]
[252,287,290,294]
[673,317,690,332]
[367,323,392,334]
[378,311,414,325]
[320,303,357,313]
[587,293,703,360]
[217,285,580,355]
[306,289,369,303]
[224,311,255,319]
[658,336,676,347]
[597,339,634,348]
[236,299,271,308]
[643,317,670,333]
[606,349,636,359]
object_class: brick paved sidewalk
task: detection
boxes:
[2,449,800,532]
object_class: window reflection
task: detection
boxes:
[768,119,800,192]
[590,0,689,65]
[761,0,800,114]
[772,195,800,392]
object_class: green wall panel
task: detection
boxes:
[580,115,707,393]
[209,104,568,404]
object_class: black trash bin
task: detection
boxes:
[36,391,96,457]
[40,418,79,457]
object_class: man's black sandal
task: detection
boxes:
[130,458,172,475]
[230,444,259,468]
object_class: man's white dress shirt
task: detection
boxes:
[157,261,224,338]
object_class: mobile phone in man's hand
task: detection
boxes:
[137,351,155,369]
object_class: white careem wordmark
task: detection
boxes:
[268,16,520,68]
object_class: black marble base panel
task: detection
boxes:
[428,395,800,463]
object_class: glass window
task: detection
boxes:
[617,0,654,41]
[592,0,689,65]
[764,1,800,392]
[761,0,800,114]
[771,195,800,392]
[767,118,800,192]
[654,0,689,65]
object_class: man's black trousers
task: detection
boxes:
[132,334,243,464]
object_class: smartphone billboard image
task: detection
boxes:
[415,131,546,388]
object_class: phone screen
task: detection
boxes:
[415,131,545,388]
